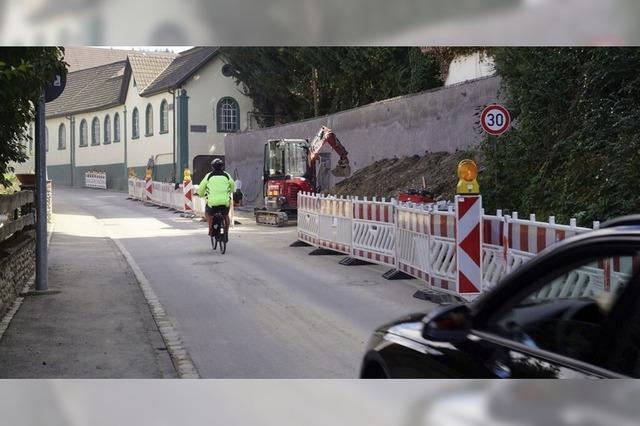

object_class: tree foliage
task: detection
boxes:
[0,47,67,186]
[219,47,442,127]
[481,47,640,224]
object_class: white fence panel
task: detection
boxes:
[350,198,396,268]
[316,195,352,254]
[297,192,320,246]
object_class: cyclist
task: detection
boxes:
[198,158,235,242]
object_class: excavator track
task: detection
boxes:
[254,210,289,227]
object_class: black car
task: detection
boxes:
[360,219,640,378]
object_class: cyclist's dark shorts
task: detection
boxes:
[206,205,230,216]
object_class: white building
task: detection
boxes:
[13,47,254,190]
[445,51,496,86]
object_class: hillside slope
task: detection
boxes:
[326,150,481,201]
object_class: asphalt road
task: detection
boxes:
[55,187,435,378]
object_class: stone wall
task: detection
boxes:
[0,230,35,318]
[225,76,502,206]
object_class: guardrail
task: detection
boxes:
[0,191,35,243]
[85,171,107,189]
[296,191,608,302]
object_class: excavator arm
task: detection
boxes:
[308,126,351,177]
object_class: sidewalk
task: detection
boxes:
[0,192,176,378]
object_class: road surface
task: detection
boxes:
[54,187,435,378]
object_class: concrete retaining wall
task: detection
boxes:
[0,231,35,318]
[225,76,501,206]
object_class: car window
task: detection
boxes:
[482,254,638,370]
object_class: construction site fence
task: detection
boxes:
[296,191,619,302]
[127,178,234,223]
[85,171,107,189]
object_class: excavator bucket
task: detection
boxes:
[331,158,351,177]
[331,164,351,177]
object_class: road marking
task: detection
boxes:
[99,221,201,379]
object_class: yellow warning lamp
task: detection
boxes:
[456,159,480,195]
[144,167,152,180]
[183,168,192,183]
[128,168,137,178]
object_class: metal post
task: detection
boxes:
[35,94,48,291]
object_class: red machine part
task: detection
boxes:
[265,177,314,209]
[398,189,435,204]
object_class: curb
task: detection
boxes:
[100,224,200,379]
[0,222,55,341]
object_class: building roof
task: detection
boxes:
[46,60,130,118]
[140,47,219,96]
[128,51,176,92]
[63,47,133,72]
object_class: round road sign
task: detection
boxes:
[480,104,511,136]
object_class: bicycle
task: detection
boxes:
[210,212,227,254]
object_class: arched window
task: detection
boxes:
[145,103,154,136]
[132,108,139,139]
[216,97,240,132]
[104,115,111,144]
[45,126,49,152]
[114,113,121,142]
[91,117,100,145]
[58,123,66,150]
[160,100,168,133]
[80,119,88,147]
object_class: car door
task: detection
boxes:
[469,239,640,378]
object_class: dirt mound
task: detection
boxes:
[327,150,480,201]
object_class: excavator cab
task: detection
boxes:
[255,127,351,226]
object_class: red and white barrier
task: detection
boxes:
[184,180,193,213]
[317,195,352,254]
[455,195,482,301]
[297,191,609,301]
[297,192,320,246]
[350,197,396,268]
[396,203,431,282]
[145,178,152,201]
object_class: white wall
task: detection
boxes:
[183,57,253,160]
[11,125,35,175]
[73,105,126,167]
[46,116,72,167]
[445,52,496,86]
[125,78,175,168]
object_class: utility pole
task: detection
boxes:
[35,70,66,292]
[35,94,47,291]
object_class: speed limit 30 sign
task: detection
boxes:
[480,104,511,136]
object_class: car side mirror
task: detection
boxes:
[421,304,472,343]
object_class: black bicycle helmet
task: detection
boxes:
[211,158,224,170]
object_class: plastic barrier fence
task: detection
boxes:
[127,178,190,213]
[351,197,396,268]
[85,171,107,189]
[297,191,605,301]
[297,192,320,246]
[317,195,352,254]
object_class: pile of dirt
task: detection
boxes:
[326,150,481,201]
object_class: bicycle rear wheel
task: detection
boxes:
[211,235,217,250]
[219,239,226,254]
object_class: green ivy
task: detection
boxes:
[0,47,67,187]
[482,47,640,225]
